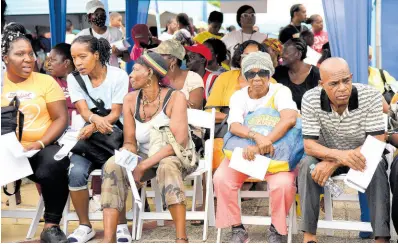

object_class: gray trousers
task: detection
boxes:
[298,155,391,237]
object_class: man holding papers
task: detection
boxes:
[213,51,298,243]
[299,58,390,243]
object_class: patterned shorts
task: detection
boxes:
[101,153,194,212]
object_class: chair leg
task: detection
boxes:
[152,179,164,226]
[26,196,45,239]
[217,228,222,243]
[323,189,334,236]
[292,201,298,234]
[192,176,198,212]
[287,204,294,243]
[208,188,216,227]
[62,195,71,235]
[197,174,204,206]
[136,186,147,241]
[131,197,137,240]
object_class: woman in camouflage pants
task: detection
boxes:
[101,52,193,243]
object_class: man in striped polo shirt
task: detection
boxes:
[298,58,390,243]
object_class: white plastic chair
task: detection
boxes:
[134,108,216,241]
[320,174,397,241]
[216,178,298,243]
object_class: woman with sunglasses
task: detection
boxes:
[213,51,298,243]
[221,5,268,64]
[273,38,320,111]
[66,35,129,243]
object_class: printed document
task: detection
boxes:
[229,147,270,180]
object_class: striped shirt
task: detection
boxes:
[301,83,385,150]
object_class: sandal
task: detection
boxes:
[176,237,189,243]
[190,220,204,226]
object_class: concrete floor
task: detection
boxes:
[0,182,391,243]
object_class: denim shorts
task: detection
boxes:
[68,154,104,191]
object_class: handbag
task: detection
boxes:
[1,96,24,195]
[148,126,198,177]
[70,71,123,164]
[380,69,395,104]
[223,88,304,173]
[204,105,230,138]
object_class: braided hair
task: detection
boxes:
[1,22,30,59]
[72,35,111,66]
[284,38,307,61]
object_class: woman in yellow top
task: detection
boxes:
[1,29,70,243]
[205,40,276,169]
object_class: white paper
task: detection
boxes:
[1,133,40,158]
[111,39,131,51]
[55,130,79,161]
[229,147,270,180]
[0,133,33,186]
[115,150,142,209]
[344,135,386,193]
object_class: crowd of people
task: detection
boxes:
[2,0,398,243]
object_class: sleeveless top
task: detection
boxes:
[134,89,174,154]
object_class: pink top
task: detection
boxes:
[130,44,143,61]
[312,30,328,53]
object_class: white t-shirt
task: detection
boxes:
[304,45,322,66]
[67,66,129,112]
[159,32,174,41]
[228,83,297,127]
[180,71,204,100]
[76,27,123,67]
[221,30,268,62]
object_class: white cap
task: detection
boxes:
[86,0,105,15]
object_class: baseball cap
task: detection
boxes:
[150,39,186,61]
[86,0,105,15]
[184,44,212,61]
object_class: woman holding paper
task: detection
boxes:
[1,28,70,243]
[213,51,298,243]
[100,51,194,243]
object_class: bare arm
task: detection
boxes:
[138,91,189,171]
[41,100,69,145]
[188,87,204,109]
[121,93,138,153]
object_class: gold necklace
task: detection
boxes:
[142,87,161,121]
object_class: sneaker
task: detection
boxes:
[268,224,286,243]
[116,224,132,243]
[230,228,249,243]
[67,225,96,243]
[40,225,68,243]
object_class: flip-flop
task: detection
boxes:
[190,220,204,226]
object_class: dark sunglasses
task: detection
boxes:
[244,69,270,80]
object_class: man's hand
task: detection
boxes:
[23,142,42,152]
[242,145,259,161]
[335,149,366,171]
[132,163,145,187]
[91,115,113,134]
[311,161,338,186]
[253,134,274,156]
[120,143,136,153]
[78,123,97,140]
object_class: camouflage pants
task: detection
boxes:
[101,154,187,212]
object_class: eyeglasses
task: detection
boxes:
[241,13,256,18]
[244,69,270,80]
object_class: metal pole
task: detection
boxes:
[155,0,161,37]
[375,0,382,68]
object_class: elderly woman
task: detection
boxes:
[100,51,194,243]
[152,39,204,109]
[1,27,69,243]
[213,51,298,243]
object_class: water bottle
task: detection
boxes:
[310,164,343,198]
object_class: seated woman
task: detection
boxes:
[152,39,204,109]
[47,43,76,123]
[205,40,276,169]
[213,51,298,243]
[273,38,320,111]
[66,36,129,243]
[1,29,70,243]
[101,52,192,243]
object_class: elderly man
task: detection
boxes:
[299,57,390,243]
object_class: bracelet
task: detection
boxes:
[89,114,95,123]
[248,131,256,140]
[37,140,45,149]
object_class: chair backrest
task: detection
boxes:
[187,108,216,172]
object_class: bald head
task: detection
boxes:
[320,57,350,82]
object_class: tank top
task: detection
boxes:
[134,89,174,154]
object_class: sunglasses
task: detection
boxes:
[241,13,256,18]
[244,69,270,80]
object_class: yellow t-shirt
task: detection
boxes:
[1,72,65,146]
[193,31,222,44]
[368,66,397,94]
